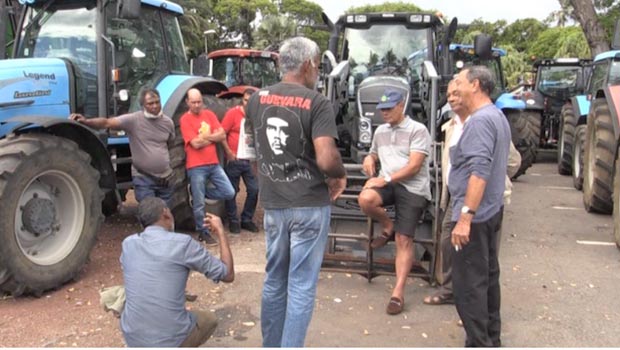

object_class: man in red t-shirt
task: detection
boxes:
[180,88,235,245]
[221,88,259,233]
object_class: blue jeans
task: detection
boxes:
[261,206,330,347]
[133,175,174,208]
[187,164,235,234]
[225,160,259,224]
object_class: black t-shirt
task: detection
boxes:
[245,82,338,209]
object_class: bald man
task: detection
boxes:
[179,88,235,245]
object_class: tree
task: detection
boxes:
[213,0,277,48]
[254,15,297,50]
[528,26,590,59]
[346,1,423,13]
[454,19,507,44]
[280,0,330,52]
[499,19,547,52]
[566,0,610,55]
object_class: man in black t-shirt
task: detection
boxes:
[245,37,346,347]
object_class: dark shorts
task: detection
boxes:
[373,183,429,237]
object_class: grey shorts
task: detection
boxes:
[373,183,428,237]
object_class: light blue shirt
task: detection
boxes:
[120,225,227,347]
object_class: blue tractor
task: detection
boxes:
[0,0,226,296]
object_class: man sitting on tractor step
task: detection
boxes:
[358,88,432,315]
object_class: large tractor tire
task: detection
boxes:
[0,134,103,296]
[572,124,586,191]
[583,98,614,214]
[506,110,540,179]
[557,104,576,175]
[613,151,620,249]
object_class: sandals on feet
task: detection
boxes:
[423,292,454,305]
[371,230,394,249]
[386,296,404,315]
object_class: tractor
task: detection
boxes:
[0,0,226,296]
[318,11,461,282]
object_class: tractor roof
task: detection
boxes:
[207,49,278,60]
[533,58,591,67]
[17,0,183,15]
[593,50,620,63]
[337,12,443,29]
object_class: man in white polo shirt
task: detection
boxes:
[358,88,431,315]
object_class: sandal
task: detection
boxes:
[386,296,404,315]
[423,292,454,305]
[370,230,394,249]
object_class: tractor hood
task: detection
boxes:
[0,58,72,120]
[356,76,410,126]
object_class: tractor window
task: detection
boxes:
[17,3,97,75]
[587,61,609,95]
[608,61,620,86]
[106,5,167,112]
[4,13,15,58]
[161,12,189,74]
[537,66,581,97]
[345,25,427,85]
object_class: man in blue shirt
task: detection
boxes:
[449,66,511,347]
[120,197,234,347]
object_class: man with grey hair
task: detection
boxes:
[120,197,234,347]
[244,36,346,347]
[449,66,511,347]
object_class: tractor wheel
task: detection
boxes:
[583,98,614,214]
[169,102,196,231]
[506,110,539,179]
[572,125,586,191]
[0,134,103,296]
[613,150,620,249]
[557,104,576,175]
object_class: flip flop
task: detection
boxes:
[370,230,394,249]
[386,296,404,315]
[423,292,454,305]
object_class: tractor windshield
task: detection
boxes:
[212,56,279,89]
[345,25,427,84]
[537,66,582,98]
[17,1,97,76]
[451,49,505,100]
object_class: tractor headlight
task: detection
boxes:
[359,117,372,144]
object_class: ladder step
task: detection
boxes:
[328,232,369,240]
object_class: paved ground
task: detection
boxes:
[1,151,619,347]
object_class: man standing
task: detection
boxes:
[120,197,234,347]
[357,88,431,315]
[449,66,511,347]
[70,88,174,206]
[180,88,235,245]
[245,37,346,347]
[424,80,521,306]
[221,88,259,233]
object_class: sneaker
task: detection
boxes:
[241,221,259,232]
[198,233,218,246]
[229,221,241,234]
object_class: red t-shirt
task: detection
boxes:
[221,105,244,156]
[180,109,222,169]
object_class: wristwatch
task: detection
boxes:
[461,205,476,216]
[384,174,392,183]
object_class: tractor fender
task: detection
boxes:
[603,85,620,141]
[495,93,526,111]
[571,95,590,124]
[158,76,228,117]
[0,116,117,196]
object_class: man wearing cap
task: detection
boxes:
[358,88,432,315]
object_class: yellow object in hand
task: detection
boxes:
[199,121,211,135]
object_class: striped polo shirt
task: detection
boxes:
[370,116,432,200]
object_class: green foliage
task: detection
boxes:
[498,19,547,52]
[500,45,532,88]
[345,2,423,14]
[528,26,590,59]
[254,15,297,50]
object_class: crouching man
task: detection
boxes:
[120,197,234,347]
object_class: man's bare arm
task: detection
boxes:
[314,136,346,179]
[69,113,122,130]
[205,127,226,143]
[204,213,234,283]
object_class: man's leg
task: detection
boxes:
[156,182,175,209]
[392,233,414,304]
[205,165,235,201]
[433,200,455,299]
[240,161,259,225]
[358,187,393,236]
[487,210,503,346]
[281,206,330,347]
[452,218,493,347]
[261,208,290,347]
[132,175,156,202]
[180,310,218,347]
[224,161,243,227]
[188,167,208,236]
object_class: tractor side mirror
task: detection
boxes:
[474,34,493,60]
[612,19,620,50]
[118,0,141,20]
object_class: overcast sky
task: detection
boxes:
[309,0,562,25]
